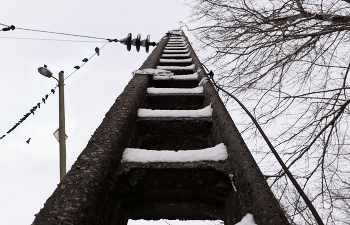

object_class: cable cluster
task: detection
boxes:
[0,23,158,51]
[0,22,159,141]
[0,41,108,141]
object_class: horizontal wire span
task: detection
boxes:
[0,22,108,40]
[0,36,107,43]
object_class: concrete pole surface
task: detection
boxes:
[58,71,66,181]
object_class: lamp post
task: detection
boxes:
[38,67,66,181]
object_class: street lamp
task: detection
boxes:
[38,67,66,182]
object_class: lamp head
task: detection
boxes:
[38,67,53,78]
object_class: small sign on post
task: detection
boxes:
[53,128,68,142]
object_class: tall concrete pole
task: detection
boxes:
[58,71,66,181]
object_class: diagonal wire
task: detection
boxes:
[0,85,58,140]
[64,41,109,80]
[0,41,110,140]
[201,66,325,225]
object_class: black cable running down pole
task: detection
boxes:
[208,77,324,225]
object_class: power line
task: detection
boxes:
[0,36,106,43]
[64,42,109,80]
[0,22,107,40]
[203,67,325,225]
[0,85,58,140]
[0,23,158,52]
[0,28,157,140]
[0,41,109,141]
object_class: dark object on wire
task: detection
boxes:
[74,66,80,70]
[45,94,48,100]
[95,47,100,56]
[82,58,88,62]
[44,64,47,68]
[37,103,40,108]
[26,138,31,144]
[107,39,118,42]
[42,98,46,103]
[120,33,132,51]
[208,70,214,79]
[51,89,55,94]
[2,25,15,31]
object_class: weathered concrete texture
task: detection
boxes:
[109,167,233,221]
[144,93,204,110]
[32,36,169,225]
[150,79,199,88]
[185,36,290,224]
[33,31,290,225]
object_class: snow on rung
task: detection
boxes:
[159,58,192,63]
[165,46,188,50]
[167,42,185,45]
[166,44,186,48]
[166,43,187,47]
[147,86,203,94]
[167,41,186,44]
[121,143,228,163]
[169,38,184,41]
[163,49,188,53]
[132,68,174,76]
[138,104,211,118]
[157,64,195,71]
[162,53,191,58]
[153,72,198,80]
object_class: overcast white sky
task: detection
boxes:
[0,1,222,224]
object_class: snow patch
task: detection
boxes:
[163,49,188,53]
[121,143,228,163]
[138,104,212,118]
[157,64,195,71]
[159,58,192,63]
[165,46,188,50]
[169,29,182,35]
[235,214,257,225]
[162,53,191,58]
[198,77,209,87]
[167,42,186,45]
[147,87,203,94]
[132,68,173,76]
[169,37,184,41]
[153,72,198,80]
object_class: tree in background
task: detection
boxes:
[185,0,350,224]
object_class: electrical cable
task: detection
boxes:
[201,66,324,225]
[0,36,106,43]
[0,85,58,140]
[0,22,107,40]
[64,42,109,80]
[0,41,109,141]
[1,23,158,51]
